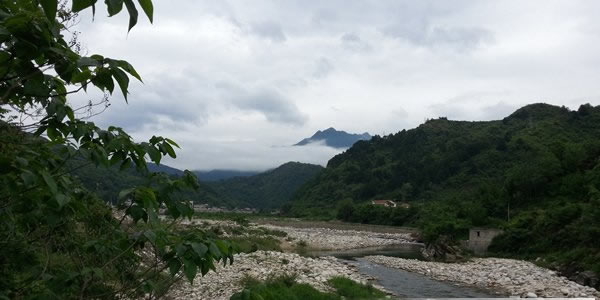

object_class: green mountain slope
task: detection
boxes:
[289,103,600,280]
[208,162,323,209]
[73,160,323,210]
[72,161,226,207]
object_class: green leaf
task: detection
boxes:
[92,69,115,94]
[120,157,132,170]
[72,0,97,12]
[55,193,69,208]
[168,259,181,276]
[147,145,161,164]
[136,187,157,209]
[182,258,197,283]
[72,70,93,83]
[40,0,58,21]
[111,68,130,102]
[106,0,124,16]
[23,77,49,97]
[143,230,156,243]
[41,170,58,195]
[165,138,180,148]
[191,242,208,257]
[200,260,210,276]
[137,0,153,23]
[77,57,101,67]
[118,188,134,200]
[209,242,221,259]
[160,142,176,158]
[123,0,138,32]
[117,60,142,81]
[215,240,230,257]
[20,170,37,187]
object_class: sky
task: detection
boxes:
[71,0,600,171]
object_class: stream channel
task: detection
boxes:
[307,244,501,298]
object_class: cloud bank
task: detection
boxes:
[70,0,600,170]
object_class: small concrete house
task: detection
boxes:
[466,228,504,255]
[371,200,397,208]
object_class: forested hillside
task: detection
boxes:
[208,162,323,209]
[74,161,323,209]
[194,170,260,181]
[289,103,600,276]
[72,161,225,207]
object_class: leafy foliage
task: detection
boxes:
[290,103,600,274]
[0,1,232,298]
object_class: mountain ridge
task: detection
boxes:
[294,127,371,148]
[288,103,600,284]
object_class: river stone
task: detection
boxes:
[525,292,537,298]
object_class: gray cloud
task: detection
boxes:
[71,1,600,170]
[313,57,334,79]
[429,91,518,121]
[228,88,308,126]
[341,33,371,52]
[383,23,493,51]
[251,21,287,42]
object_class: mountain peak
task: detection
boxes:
[294,128,371,148]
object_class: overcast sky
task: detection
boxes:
[71,0,600,171]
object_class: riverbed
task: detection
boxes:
[169,219,600,299]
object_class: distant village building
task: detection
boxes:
[465,227,504,254]
[397,202,411,209]
[371,200,397,208]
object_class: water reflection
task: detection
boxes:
[305,243,425,260]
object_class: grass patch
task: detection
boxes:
[229,236,282,253]
[231,275,386,300]
[328,276,386,299]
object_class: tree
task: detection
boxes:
[336,198,354,221]
[0,1,231,298]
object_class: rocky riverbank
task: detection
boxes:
[261,224,415,250]
[167,251,383,300]
[365,255,600,298]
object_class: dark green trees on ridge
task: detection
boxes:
[290,103,600,277]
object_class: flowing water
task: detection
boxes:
[310,244,500,298]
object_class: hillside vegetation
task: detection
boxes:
[289,103,600,278]
[208,162,323,209]
[75,161,322,210]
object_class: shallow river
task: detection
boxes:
[311,244,500,298]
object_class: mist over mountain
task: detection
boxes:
[294,127,371,149]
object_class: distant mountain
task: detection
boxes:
[294,127,371,148]
[73,161,227,207]
[75,159,322,209]
[194,170,260,182]
[208,162,323,209]
[147,163,185,176]
[146,164,259,181]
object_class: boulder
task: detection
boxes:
[525,292,537,298]
[421,236,464,262]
